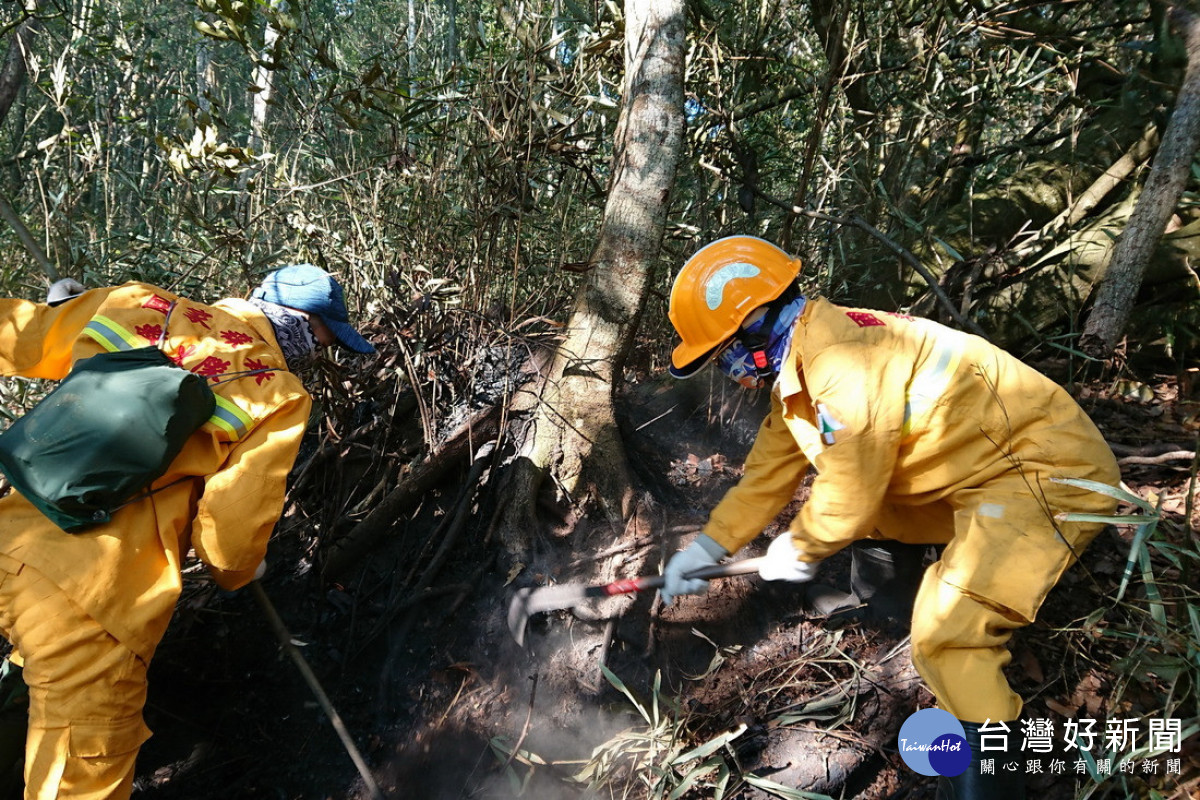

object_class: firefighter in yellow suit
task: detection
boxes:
[0,265,374,799]
[659,237,1119,800]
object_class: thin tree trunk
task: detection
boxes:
[0,16,38,125]
[782,0,874,250]
[499,0,686,551]
[0,195,55,280]
[1081,8,1200,358]
[407,0,417,92]
[445,0,459,67]
[196,41,213,114]
[0,15,54,280]
[237,0,284,220]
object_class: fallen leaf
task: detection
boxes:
[1045,698,1077,716]
[504,562,525,586]
[1071,673,1106,716]
[1018,648,1045,684]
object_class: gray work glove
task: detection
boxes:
[46,278,86,306]
[661,534,729,605]
[758,534,822,583]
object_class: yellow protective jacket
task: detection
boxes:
[703,298,1119,613]
[0,283,312,661]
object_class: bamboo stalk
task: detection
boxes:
[250,582,385,800]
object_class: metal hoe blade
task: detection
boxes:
[507,584,591,647]
[507,557,765,646]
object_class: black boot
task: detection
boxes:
[0,659,27,800]
[935,720,1026,800]
[804,540,926,622]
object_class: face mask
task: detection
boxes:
[716,339,770,389]
[715,296,806,389]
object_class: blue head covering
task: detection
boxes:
[251,264,375,354]
[715,295,805,389]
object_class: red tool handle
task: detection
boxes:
[596,557,766,597]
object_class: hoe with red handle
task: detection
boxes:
[507,557,766,645]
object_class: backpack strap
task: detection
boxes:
[112,474,195,513]
[156,302,177,349]
[207,368,275,386]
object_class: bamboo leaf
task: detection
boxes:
[1050,477,1156,512]
[1076,743,1102,781]
[744,774,836,799]
[1117,519,1156,602]
[193,20,230,40]
[932,236,965,261]
[600,664,650,724]
[1056,512,1158,526]
[671,724,747,765]
[667,762,717,800]
[1138,545,1167,627]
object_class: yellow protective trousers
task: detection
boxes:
[906,476,1111,722]
[0,553,151,800]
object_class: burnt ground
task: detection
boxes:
[129,366,1199,800]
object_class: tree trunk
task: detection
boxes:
[444,0,459,67]
[0,15,55,280]
[1081,9,1200,358]
[0,16,38,125]
[783,0,875,250]
[407,0,417,93]
[195,41,213,114]
[499,0,685,552]
[236,0,284,221]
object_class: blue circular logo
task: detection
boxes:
[898,709,969,777]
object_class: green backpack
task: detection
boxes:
[0,303,216,532]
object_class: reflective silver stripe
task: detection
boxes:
[82,316,139,352]
[902,343,960,438]
[209,396,253,439]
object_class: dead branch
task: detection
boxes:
[0,17,56,280]
[707,160,988,337]
[1117,450,1195,466]
[320,403,501,581]
[1109,442,1193,457]
[251,583,385,800]
[1013,123,1160,264]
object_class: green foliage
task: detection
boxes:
[0,0,1192,362]
[1055,477,1200,799]
[0,0,621,314]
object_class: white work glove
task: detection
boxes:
[758,534,821,583]
[253,559,267,581]
[660,534,729,605]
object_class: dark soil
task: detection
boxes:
[131,367,1200,800]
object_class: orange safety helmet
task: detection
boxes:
[668,236,802,377]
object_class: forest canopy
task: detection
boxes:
[0,1,1195,366]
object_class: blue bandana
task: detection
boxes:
[716,296,806,389]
